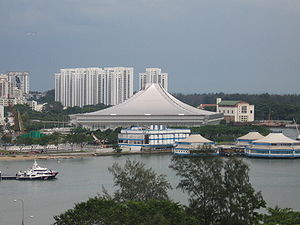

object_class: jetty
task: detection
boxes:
[0,172,17,180]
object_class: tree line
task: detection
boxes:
[53,157,300,225]
[173,93,300,122]
[2,125,271,146]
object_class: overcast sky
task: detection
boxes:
[0,0,299,94]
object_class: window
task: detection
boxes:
[241,106,247,113]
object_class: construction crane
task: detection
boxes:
[91,133,108,147]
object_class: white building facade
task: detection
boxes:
[216,98,254,123]
[139,68,168,91]
[7,72,30,96]
[55,67,133,107]
[118,125,191,151]
[0,72,29,98]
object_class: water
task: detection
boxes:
[1,128,300,225]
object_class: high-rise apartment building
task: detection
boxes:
[139,68,168,91]
[55,67,133,107]
[0,72,29,99]
[104,67,133,106]
[0,75,9,98]
[7,72,30,96]
[55,68,103,107]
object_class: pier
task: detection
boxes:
[0,171,17,180]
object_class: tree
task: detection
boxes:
[170,156,266,225]
[222,158,266,225]
[170,156,224,225]
[106,159,172,202]
[261,207,300,225]
[53,198,197,225]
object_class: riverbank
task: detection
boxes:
[0,149,172,161]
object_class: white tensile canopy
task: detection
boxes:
[180,134,213,144]
[237,132,264,141]
[252,133,300,144]
[72,84,224,129]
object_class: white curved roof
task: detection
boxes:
[180,134,213,144]
[237,132,264,141]
[252,133,300,144]
[84,84,217,116]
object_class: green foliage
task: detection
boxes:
[190,124,270,142]
[16,132,65,145]
[53,198,197,225]
[106,159,172,202]
[36,89,55,104]
[262,207,300,225]
[8,102,109,131]
[173,93,300,122]
[1,134,12,143]
[64,103,109,114]
[170,156,266,225]
[92,128,122,145]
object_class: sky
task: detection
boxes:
[0,0,299,94]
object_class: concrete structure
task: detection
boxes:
[27,100,38,111]
[139,68,168,91]
[7,72,29,96]
[0,72,29,100]
[55,67,133,107]
[0,105,4,125]
[71,84,224,130]
[216,98,254,123]
[236,131,264,148]
[104,67,134,105]
[0,74,9,98]
[246,132,300,158]
[118,125,191,151]
[174,134,216,155]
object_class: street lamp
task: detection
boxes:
[14,199,24,225]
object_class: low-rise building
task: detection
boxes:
[118,125,191,151]
[235,131,264,148]
[173,134,216,155]
[216,98,254,123]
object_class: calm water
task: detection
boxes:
[0,128,299,225]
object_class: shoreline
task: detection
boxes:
[0,150,172,161]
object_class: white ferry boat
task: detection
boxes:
[16,160,58,180]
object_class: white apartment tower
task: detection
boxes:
[7,72,30,96]
[55,67,133,107]
[0,74,9,98]
[0,72,29,99]
[139,68,168,91]
[104,67,133,105]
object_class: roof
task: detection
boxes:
[237,132,264,141]
[180,134,213,144]
[252,133,300,144]
[218,100,241,106]
[82,84,217,116]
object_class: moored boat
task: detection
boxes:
[16,160,58,180]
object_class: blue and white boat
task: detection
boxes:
[245,132,300,158]
[173,134,218,156]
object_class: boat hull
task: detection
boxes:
[16,172,58,180]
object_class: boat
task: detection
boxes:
[245,132,300,158]
[16,160,58,180]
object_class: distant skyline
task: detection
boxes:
[0,0,299,94]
